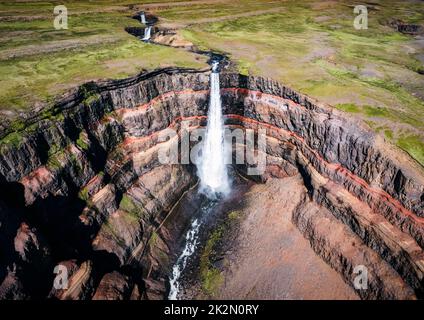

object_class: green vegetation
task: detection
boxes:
[78,171,102,201]
[397,135,424,165]
[159,0,282,22]
[119,194,137,213]
[179,0,424,165]
[0,131,24,148]
[335,103,361,113]
[384,129,394,140]
[83,93,101,108]
[227,210,241,220]
[200,225,224,296]
[119,193,147,223]
[336,103,391,117]
[1,0,423,166]
[102,220,126,248]
[0,39,205,110]
[237,59,254,76]
[199,210,242,296]
[149,230,159,248]
[0,0,207,111]
[78,187,89,202]
[362,105,390,118]
[46,147,65,170]
[0,105,66,149]
[76,131,89,151]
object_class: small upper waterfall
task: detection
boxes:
[142,26,152,41]
[140,12,146,24]
[197,61,230,196]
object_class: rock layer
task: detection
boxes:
[0,68,423,299]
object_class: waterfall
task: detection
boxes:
[140,12,146,24]
[197,61,230,196]
[168,61,229,300]
[168,219,201,300]
[142,26,152,41]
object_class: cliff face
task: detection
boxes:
[0,68,423,299]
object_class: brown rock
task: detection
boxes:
[92,271,132,300]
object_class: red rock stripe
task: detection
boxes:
[120,112,422,224]
[19,88,422,224]
[225,114,424,224]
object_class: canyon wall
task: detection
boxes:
[0,68,423,299]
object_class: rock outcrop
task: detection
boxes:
[0,68,423,299]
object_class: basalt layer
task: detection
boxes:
[0,68,423,300]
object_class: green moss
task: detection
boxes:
[237,59,253,76]
[80,83,101,107]
[78,187,89,202]
[78,171,105,201]
[0,105,66,150]
[46,143,82,172]
[228,210,241,220]
[336,103,392,120]
[200,226,224,296]
[0,131,24,149]
[46,154,63,170]
[40,107,65,122]
[202,268,223,296]
[0,119,31,148]
[119,193,148,224]
[335,103,361,113]
[119,194,135,211]
[102,220,126,248]
[397,135,424,166]
[384,129,394,140]
[76,132,89,151]
[84,94,100,107]
[46,143,66,170]
[324,64,358,80]
[362,105,390,118]
[149,231,159,248]
[180,29,210,51]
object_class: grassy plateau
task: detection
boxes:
[0,0,423,165]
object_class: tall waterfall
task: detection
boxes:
[140,12,146,24]
[198,61,230,196]
[168,61,230,300]
[142,26,152,41]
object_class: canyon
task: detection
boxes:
[0,67,423,300]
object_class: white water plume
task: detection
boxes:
[197,61,230,197]
[142,26,152,41]
[140,12,146,24]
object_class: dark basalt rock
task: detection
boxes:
[387,19,424,35]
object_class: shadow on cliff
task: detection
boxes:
[0,177,25,286]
